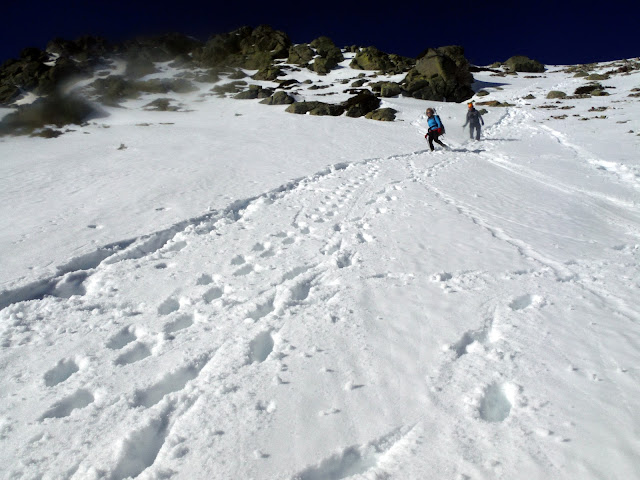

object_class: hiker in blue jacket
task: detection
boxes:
[425,108,447,151]
[463,102,484,140]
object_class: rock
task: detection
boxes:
[477,100,514,107]
[0,93,104,135]
[143,98,180,111]
[371,82,401,97]
[228,70,247,80]
[193,70,220,83]
[546,90,567,99]
[309,103,345,116]
[523,94,536,99]
[307,37,344,74]
[350,47,414,74]
[365,107,397,121]
[504,55,545,73]
[252,66,282,81]
[343,90,380,117]
[311,57,339,75]
[574,83,603,95]
[168,54,194,69]
[125,55,157,79]
[476,90,490,96]
[276,79,299,89]
[211,81,248,96]
[194,25,291,70]
[310,36,337,57]
[260,91,295,105]
[235,85,274,99]
[46,36,111,61]
[351,79,367,88]
[586,73,609,80]
[288,44,314,65]
[286,101,323,114]
[285,101,344,116]
[402,45,474,102]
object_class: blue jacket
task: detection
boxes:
[427,115,443,131]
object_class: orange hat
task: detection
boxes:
[468,102,473,108]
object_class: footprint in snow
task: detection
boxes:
[478,383,518,423]
[508,294,545,311]
[106,326,138,350]
[163,314,194,334]
[158,297,180,316]
[44,359,80,387]
[114,342,152,366]
[196,273,213,285]
[39,389,94,420]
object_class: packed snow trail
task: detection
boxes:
[2,103,639,479]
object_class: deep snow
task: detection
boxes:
[1,53,639,479]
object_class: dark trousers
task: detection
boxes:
[427,130,447,151]
[470,123,481,140]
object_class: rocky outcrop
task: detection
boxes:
[88,76,197,105]
[371,81,401,97]
[234,85,274,99]
[252,66,283,81]
[365,108,397,121]
[350,47,414,74]
[401,46,474,102]
[286,101,345,116]
[309,37,344,74]
[194,25,291,70]
[260,91,295,105]
[343,90,380,117]
[504,55,545,73]
[546,90,567,99]
[288,44,314,65]
[0,93,104,135]
[0,47,82,104]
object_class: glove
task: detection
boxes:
[425,133,428,139]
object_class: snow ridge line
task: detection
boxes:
[0,149,425,312]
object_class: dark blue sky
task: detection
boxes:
[1,0,637,66]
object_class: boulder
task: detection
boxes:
[343,90,380,117]
[143,98,180,111]
[235,85,274,99]
[0,93,104,135]
[309,36,338,57]
[546,90,567,99]
[194,25,291,70]
[365,108,397,121]
[211,81,248,96]
[252,65,282,81]
[309,103,345,116]
[125,55,157,79]
[402,46,474,102]
[286,101,345,116]
[46,36,111,60]
[504,55,545,73]
[574,83,603,95]
[288,44,314,65]
[260,91,295,105]
[286,101,323,114]
[371,81,401,97]
[350,47,413,74]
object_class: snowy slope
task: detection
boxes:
[1,54,640,480]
